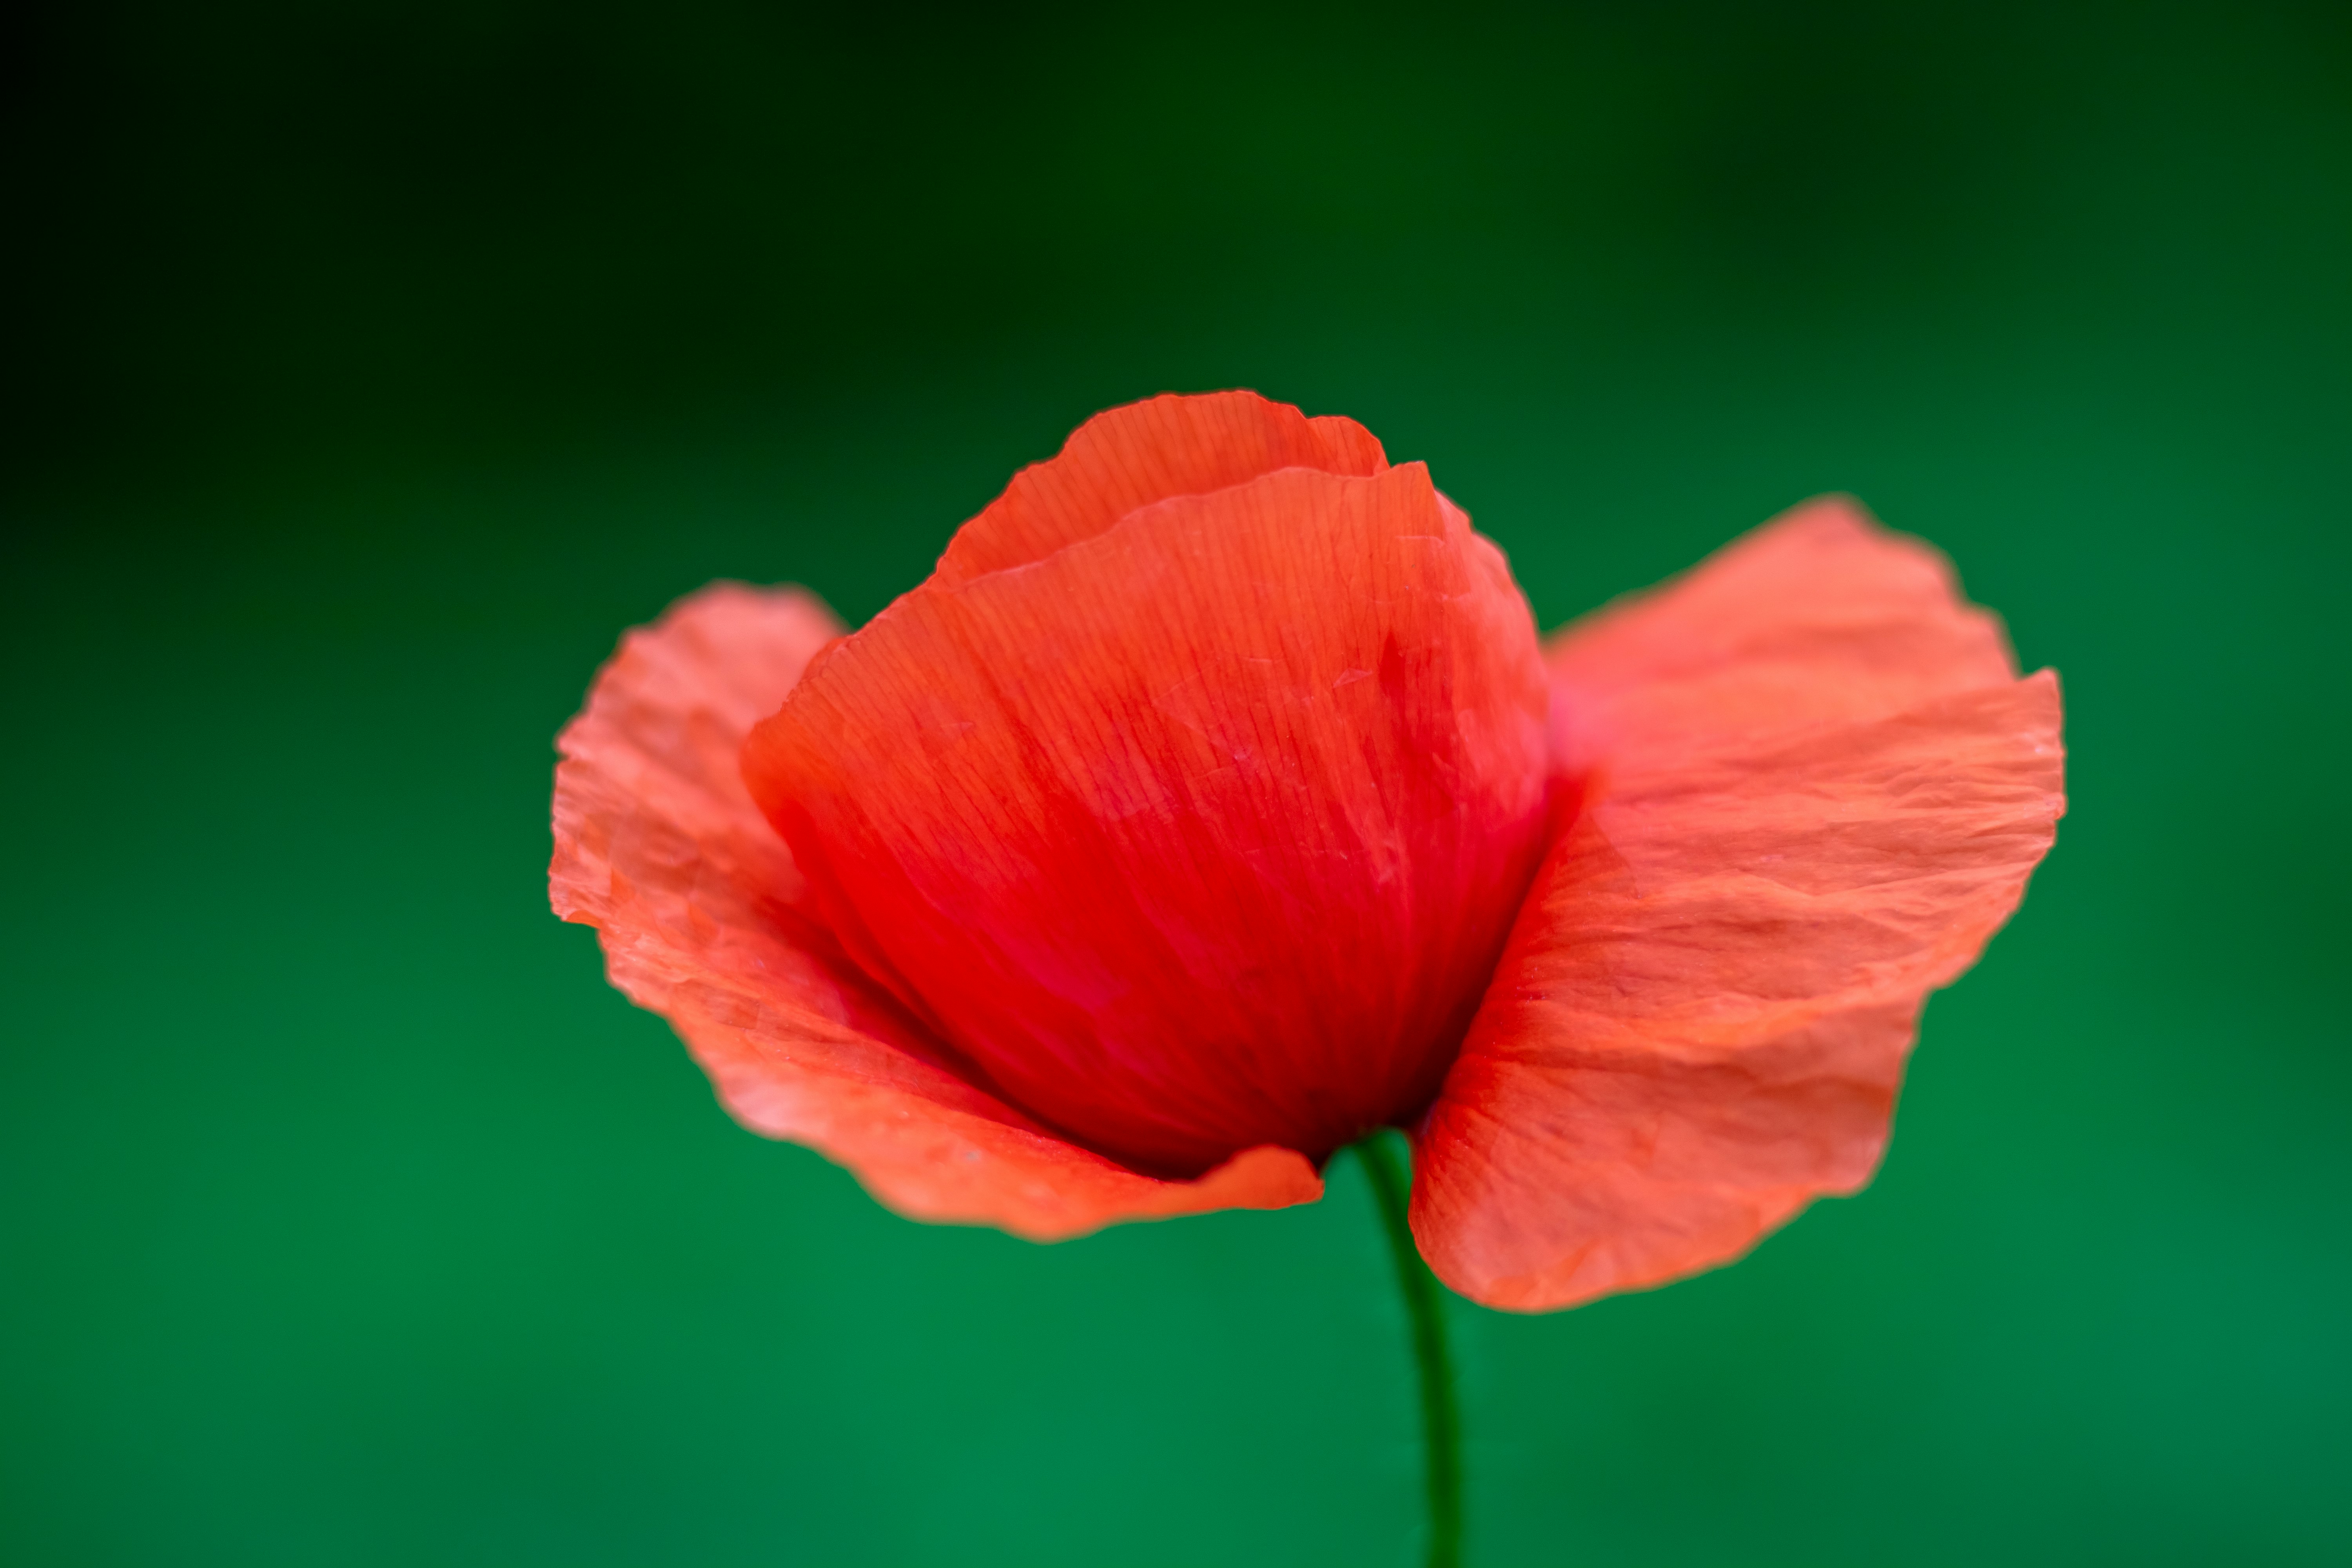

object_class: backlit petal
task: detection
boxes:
[550,582,1321,1238]
[1414,501,2064,1310]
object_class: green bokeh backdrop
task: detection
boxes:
[5,3,2347,1563]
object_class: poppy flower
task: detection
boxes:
[550,390,2063,1313]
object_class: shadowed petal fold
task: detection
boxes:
[1412,500,2065,1310]
[550,583,1322,1238]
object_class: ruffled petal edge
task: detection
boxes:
[551,581,1323,1240]
[1413,502,2063,1310]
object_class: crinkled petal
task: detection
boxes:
[744,461,1552,1176]
[932,388,1388,587]
[550,582,1321,1239]
[1413,500,2064,1310]
[1545,495,2020,774]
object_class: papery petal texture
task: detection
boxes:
[932,389,1389,587]
[1413,500,2065,1310]
[551,582,1321,1238]
[744,443,1553,1176]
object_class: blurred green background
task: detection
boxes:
[5,2,2347,1563]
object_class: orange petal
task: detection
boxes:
[1413,500,2064,1310]
[931,388,1388,587]
[744,460,1551,1176]
[550,582,1322,1238]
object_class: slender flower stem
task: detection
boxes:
[1354,1131,1463,1568]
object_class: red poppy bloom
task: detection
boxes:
[550,391,2063,1312]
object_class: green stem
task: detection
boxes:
[1354,1131,1463,1568]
